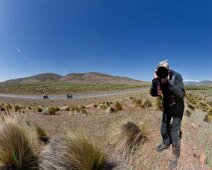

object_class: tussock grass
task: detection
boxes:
[208,109,212,116]
[98,103,108,110]
[35,125,49,143]
[0,119,38,169]
[42,106,60,115]
[111,120,149,153]
[70,106,81,113]
[36,106,43,112]
[40,131,110,170]
[60,106,70,111]
[14,104,22,112]
[0,103,6,111]
[113,102,123,111]
[184,109,192,117]
[188,104,195,111]
[80,109,88,115]
[204,109,212,123]
[141,99,153,109]
[132,98,142,108]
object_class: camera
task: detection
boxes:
[156,66,169,79]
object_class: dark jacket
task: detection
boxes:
[150,70,185,114]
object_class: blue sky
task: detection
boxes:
[0,0,211,81]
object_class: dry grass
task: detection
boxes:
[113,102,123,111]
[185,109,192,117]
[98,103,108,110]
[40,131,110,170]
[14,104,24,112]
[0,118,38,169]
[111,120,149,153]
[36,106,43,113]
[35,125,49,143]
[42,106,60,115]
[0,103,6,111]
[188,103,195,111]
[141,99,153,109]
[132,98,143,108]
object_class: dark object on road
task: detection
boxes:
[43,95,49,99]
[156,66,169,79]
[67,93,73,99]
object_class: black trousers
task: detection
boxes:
[160,112,183,147]
[161,101,184,156]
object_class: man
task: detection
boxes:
[150,60,185,169]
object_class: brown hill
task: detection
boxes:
[1,72,143,85]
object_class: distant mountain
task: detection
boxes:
[2,73,62,85]
[184,80,212,86]
[1,72,144,85]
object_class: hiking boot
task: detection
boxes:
[156,143,170,152]
[168,155,179,169]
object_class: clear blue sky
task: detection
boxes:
[0,0,211,81]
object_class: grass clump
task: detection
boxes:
[14,105,23,112]
[0,119,39,169]
[35,125,49,143]
[113,102,123,111]
[208,109,212,116]
[141,99,153,109]
[36,106,43,113]
[42,106,60,115]
[188,104,195,111]
[98,103,108,110]
[0,103,6,111]
[40,131,111,170]
[132,98,142,108]
[184,109,192,117]
[111,120,149,153]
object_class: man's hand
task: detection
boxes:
[154,70,158,79]
[161,74,170,84]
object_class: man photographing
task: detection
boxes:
[150,60,185,169]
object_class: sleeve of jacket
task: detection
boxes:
[168,73,185,99]
[150,78,159,97]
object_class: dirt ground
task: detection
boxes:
[0,89,211,170]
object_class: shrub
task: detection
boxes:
[0,119,38,169]
[40,131,110,170]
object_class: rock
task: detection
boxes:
[199,152,207,164]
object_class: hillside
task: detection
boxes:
[1,72,143,85]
